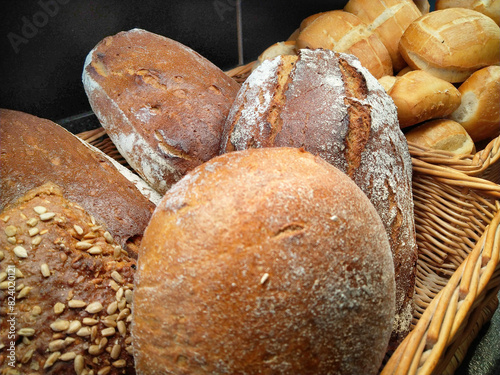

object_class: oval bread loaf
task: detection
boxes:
[449,65,500,142]
[296,10,393,78]
[399,8,500,82]
[133,147,396,375]
[82,28,241,194]
[220,49,417,347]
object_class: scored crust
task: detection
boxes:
[221,49,417,346]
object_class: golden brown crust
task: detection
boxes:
[82,29,241,194]
[0,183,135,374]
[220,49,417,347]
[405,119,476,155]
[449,65,500,142]
[296,10,393,78]
[133,147,396,375]
[344,0,422,72]
[399,8,500,82]
[435,0,500,25]
[0,109,155,255]
[387,70,462,128]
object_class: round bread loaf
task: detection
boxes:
[344,0,422,72]
[82,28,241,194]
[387,69,462,128]
[220,49,417,347]
[296,10,393,78]
[399,8,500,82]
[449,65,500,142]
[405,119,476,155]
[0,183,136,374]
[253,40,297,71]
[133,147,396,375]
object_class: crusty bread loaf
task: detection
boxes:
[344,0,422,72]
[0,109,157,255]
[82,28,241,194]
[436,0,500,25]
[405,119,476,155]
[399,8,500,82]
[449,65,500,142]
[387,70,462,128]
[296,10,393,78]
[0,183,136,374]
[133,147,396,375]
[220,49,417,347]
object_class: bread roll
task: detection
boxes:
[344,0,422,72]
[399,8,500,82]
[436,0,500,25]
[449,65,500,142]
[133,147,396,375]
[82,28,241,194]
[0,183,136,374]
[253,40,297,70]
[220,49,417,347]
[0,109,157,254]
[387,70,462,128]
[296,10,393,78]
[405,119,476,154]
[378,75,397,92]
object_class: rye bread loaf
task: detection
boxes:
[220,49,417,346]
[82,28,241,194]
[133,147,396,375]
[0,109,157,256]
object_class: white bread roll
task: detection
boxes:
[449,65,500,142]
[436,0,500,25]
[344,0,422,72]
[399,8,500,82]
[133,147,396,375]
[388,69,462,128]
[405,118,476,155]
[378,75,397,92]
[296,10,393,78]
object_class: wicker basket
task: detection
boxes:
[77,64,500,375]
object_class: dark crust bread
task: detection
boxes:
[220,49,418,346]
[133,147,396,375]
[0,183,135,374]
[0,109,155,256]
[82,28,241,194]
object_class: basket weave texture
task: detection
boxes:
[78,63,500,375]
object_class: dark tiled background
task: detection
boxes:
[1,1,499,374]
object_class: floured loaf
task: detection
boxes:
[220,49,417,346]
